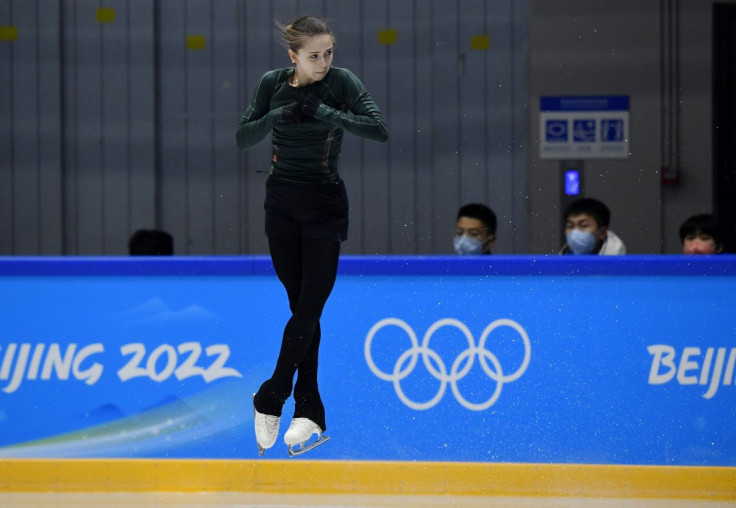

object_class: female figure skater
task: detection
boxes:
[236,16,388,456]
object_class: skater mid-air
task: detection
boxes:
[237,15,388,456]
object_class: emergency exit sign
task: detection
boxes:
[539,96,629,160]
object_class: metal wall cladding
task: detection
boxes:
[1,1,64,255]
[0,0,526,255]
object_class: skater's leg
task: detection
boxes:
[272,278,326,429]
[291,237,340,430]
[293,322,326,431]
[255,236,339,420]
[254,234,302,416]
[269,235,304,313]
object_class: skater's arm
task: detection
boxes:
[236,72,299,150]
[303,70,388,143]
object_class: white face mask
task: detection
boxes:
[453,235,484,255]
[566,230,597,255]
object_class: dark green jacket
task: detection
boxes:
[236,67,388,182]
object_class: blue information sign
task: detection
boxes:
[540,95,630,159]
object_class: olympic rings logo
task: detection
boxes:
[364,318,531,411]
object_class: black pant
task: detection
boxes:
[253,235,340,432]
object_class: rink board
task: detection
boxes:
[2,459,736,499]
[0,255,734,474]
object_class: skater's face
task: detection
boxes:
[289,34,333,86]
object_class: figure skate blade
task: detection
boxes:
[287,434,330,457]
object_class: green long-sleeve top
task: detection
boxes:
[236,67,389,183]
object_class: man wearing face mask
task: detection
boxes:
[453,203,497,255]
[559,198,626,255]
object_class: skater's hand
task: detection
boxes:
[301,93,322,118]
[281,101,302,124]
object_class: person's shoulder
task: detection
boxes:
[251,68,290,97]
[325,67,367,96]
[600,231,626,255]
[259,68,290,83]
[326,67,362,83]
[328,66,352,76]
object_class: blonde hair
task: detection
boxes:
[277,16,334,52]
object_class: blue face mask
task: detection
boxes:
[454,235,484,255]
[566,230,597,255]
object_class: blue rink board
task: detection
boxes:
[0,255,734,465]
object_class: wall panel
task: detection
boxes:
[359,1,390,254]
[60,0,78,253]
[458,0,490,246]
[212,0,242,254]
[0,1,11,254]
[127,3,156,237]
[71,0,105,253]
[56,1,155,255]
[101,0,132,253]
[387,0,417,254]
[3,0,528,256]
[10,1,41,254]
[413,0,435,254]
[330,0,365,254]
[430,0,462,253]
[0,2,62,255]
[1,1,725,256]
[509,0,528,254]
[158,2,189,254]
[240,0,274,254]
[184,0,215,255]
[485,0,517,254]
[37,1,63,254]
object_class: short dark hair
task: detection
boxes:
[457,203,497,235]
[564,198,611,228]
[128,229,174,256]
[678,214,726,246]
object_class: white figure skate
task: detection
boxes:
[284,417,330,457]
[253,394,280,457]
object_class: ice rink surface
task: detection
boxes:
[1,492,736,508]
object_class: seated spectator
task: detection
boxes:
[454,203,497,255]
[679,214,726,255]
[559,198,626,255]
[128,229,174,256]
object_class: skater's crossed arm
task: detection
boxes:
[303,69,388,143]
[236,71,311,150]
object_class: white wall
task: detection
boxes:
[0,0,528,255]
[2,0,730,255]
[526,0,731,254]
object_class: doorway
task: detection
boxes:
[713,3,736,252]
